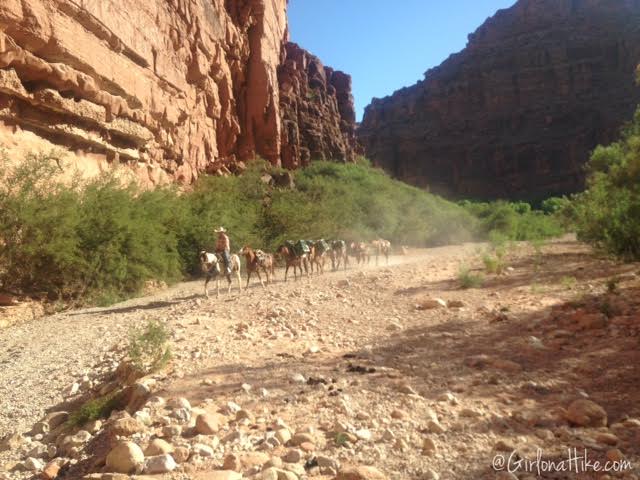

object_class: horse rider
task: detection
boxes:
[214,226,231,274]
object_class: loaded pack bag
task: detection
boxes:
[294,240,310,256]
[333,240,346,250]
[316,239,330,254]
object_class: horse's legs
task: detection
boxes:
[204,276,210,298]
[246,269,252,289]
[284,265,289,282]
[256,269,265,288]
[216,278,220,297]
[236,270,242,293]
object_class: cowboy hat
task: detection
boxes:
[214,226,227,233]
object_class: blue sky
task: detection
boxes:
[288,0,516,121]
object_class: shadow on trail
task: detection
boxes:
[67,298,192,316]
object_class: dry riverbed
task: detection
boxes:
[1,238,639,480]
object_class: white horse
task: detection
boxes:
[199,251,242,298]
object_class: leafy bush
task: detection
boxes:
[458,266,484,289]
[571,107,640,260]
[483,254,505,275]
[0,151,500,305]
[128,320,172,375]
[560,276,577,290]
[0,151,184,304]
[68,390,123,427]
[260,159,475,248]
[459,200,564,242]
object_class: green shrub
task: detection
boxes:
[560,276,577,290]
[458,266,484,289]
[68,390,123,427]
[0,152,184,303]
[128,320,172,375]
[483,254,505,275]
[459,199,564,242]
[571,107,640,260]
[0,151,511,305]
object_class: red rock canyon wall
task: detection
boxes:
[359,0,640,200]
[0,0,357,186]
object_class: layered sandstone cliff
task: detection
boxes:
[359,0,640,200]
[278,42,357,168]
[0,0,356,186]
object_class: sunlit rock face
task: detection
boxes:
[359,0,640,201]
[278,42,358,169]
[0,0,357,186]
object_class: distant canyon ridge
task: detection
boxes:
[359,0,640,201]
[0,0,357,186]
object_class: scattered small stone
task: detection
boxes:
[422,437,437,455]
[191,443,215,457]
[109,417,144,437]
[566,399,607,427]
[145,438,174,456]
[173,446,190,463]
[336,465,388,480]
[22,457,44,472]
[206,471,243,480]
[282,448,302,463]
[195,413,224,435]
[143,454,177,474]
[606,448,624,462]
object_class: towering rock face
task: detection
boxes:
[278,42,357,168]
[0,0,356,186]
[359,0,640,200]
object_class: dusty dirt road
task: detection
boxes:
[1,238,639,479]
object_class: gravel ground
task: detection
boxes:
[2,239,640,479]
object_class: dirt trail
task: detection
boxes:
[1,238,640,479]
[0,246,449,438]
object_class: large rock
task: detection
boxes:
[0,2,357,187]
[195,413,225,435]
[359,0,640,201]
[566,399,608,427]
[105,441,145,474]
[335,465,388,480]
[109,417,144,437]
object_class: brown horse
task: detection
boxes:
[349,242,371,265]
[371,239,392,265]
[276,245,310,281]
[330,240,349,271]
[309,240,329,275]
[239,246,275,288]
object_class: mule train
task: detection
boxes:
[200,238,391,296]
